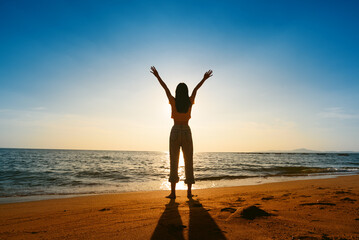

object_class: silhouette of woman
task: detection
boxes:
[150,66,213,199]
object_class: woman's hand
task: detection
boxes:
[203,70,213,81]
[191,69,213,99]
[150,66,160,78]
[151,66,173,99]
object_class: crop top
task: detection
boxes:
[169,96,195,122]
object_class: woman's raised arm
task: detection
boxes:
[150,66,173,100]
[191,70,213,100]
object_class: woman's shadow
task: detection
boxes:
[151,199,185,240]
[188,198,226,240]
[151,198,226,240]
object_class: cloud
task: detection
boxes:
[318,107,359,120]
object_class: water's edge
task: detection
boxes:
[1,173,355,204]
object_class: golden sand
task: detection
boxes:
[1,175,359,239]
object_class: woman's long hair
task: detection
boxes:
[175,83,191,113]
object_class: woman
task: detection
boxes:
[150,66,213,199]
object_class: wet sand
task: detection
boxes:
[1,175,359,239]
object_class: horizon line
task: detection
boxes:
[0,147,358,153]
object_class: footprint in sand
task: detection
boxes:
[220,207,237,213]
[299,195,311,198]
[334,189,352,194]
[299,202,336,206]
[99,208,111,211]
[236,197,245,202]
[261,196,274,200]
[340,197,356,203]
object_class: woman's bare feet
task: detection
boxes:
[166,183,176,199]
[166,193,176,199]
[187,183,193,199]
[187,190,194,199]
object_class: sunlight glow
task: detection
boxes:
[179,151,184,167]
[160,150,187,190]
[162,102,171,119]
[176,180,186,190]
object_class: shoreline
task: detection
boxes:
[1,175,358,239]
[0,173,357,204]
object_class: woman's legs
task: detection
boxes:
[168,126,195,199]
[182,129,194,198]
[168,126,180,198]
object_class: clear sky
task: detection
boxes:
[1,0,359,152]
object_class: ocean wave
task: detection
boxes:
[272,166,335,174]
[243,166,337,175]
[75,170,130,180]
[196,175,254,181]
[340,167,359,171]
[195,166,351,182]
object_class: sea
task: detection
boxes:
[1,148,358,203]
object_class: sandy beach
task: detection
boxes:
[1,175,358,240]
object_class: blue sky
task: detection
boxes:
[0,0,358,151]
